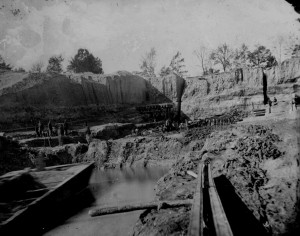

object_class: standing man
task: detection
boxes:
[35,123,39,137]
[57,124,63,146]
[85,124,92,145]
[38,120,43,137]
[63,119,68,136]
[268,98,272,113]
[48,120,53,137]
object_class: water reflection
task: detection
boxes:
[44,165,169,236]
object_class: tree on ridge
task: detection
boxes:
[67,49,103,74]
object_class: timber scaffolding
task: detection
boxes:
[188,162,269,236]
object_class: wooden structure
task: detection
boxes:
[188,162,233,236]
[253,109,266,117]
[0,162,95,235]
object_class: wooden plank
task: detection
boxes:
[188,163,204,236]
[187,170,198,178]
[208,164,233,236]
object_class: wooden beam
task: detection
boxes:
[188,163,204,236]
[88,200,192,217]
[208,164,233,236]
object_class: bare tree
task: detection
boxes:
[140,47,156,77]
[273,35,285,64]
[193,45,211,75]
[283,34,300,59]
[210,43,234,72]
[30,62,44,73]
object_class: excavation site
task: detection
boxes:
[0,0,300,236]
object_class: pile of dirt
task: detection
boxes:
[131,126,215,236]
[0,136,34,175]
[0,170,46,223]
[133,119,300,236]
[32,143,88,166]
[132,206,191,236]
[201,123,299,235]
[82,124,216,169]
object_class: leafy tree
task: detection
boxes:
[247,45,277,68]
[0,55,12,70]
[232,44,249,69]
[291,44,300,58]
[67,49,103,74]
[30,62,44,73]
[169,51,188,77]
[159,65,172,77]
[210,43,234,72]
[140,47,156,77]
[46,55,64,73]
[159,51,188,77]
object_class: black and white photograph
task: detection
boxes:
[0,0,300,235]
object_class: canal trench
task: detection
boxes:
[43,165,169,236]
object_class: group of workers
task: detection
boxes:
[267,96,299,113]
[35,120,69,138]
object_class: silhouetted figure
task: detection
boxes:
[63,120,68,135]
[38,121,44,137]
[35,125,39,137]
[268,98,272,113]
[273,97,278,106]
[85,125,92,144]
[57,124,63,146]
[48,120,53,137]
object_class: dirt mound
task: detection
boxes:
[132,206,190,236]
[0,136,33,175]
[201,123,299,235]
[33,143,88,166]
[88,123,135,140]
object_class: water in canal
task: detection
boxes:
[44,165,169,236]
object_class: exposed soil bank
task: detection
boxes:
[132,117,300,236]
[0,136,34,175]
[1,112,299,235]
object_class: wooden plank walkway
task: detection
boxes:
[188,162,233,236]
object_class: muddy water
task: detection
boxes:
[44,166,169,236]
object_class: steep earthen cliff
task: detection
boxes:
[0,58,299,128]
[182,58,300,119]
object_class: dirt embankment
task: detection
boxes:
[0,136,34,175]
[202,123,299,235]
[182,58,300,119]
[0,71,185,130]
[82,131,204,169]
[132,119,300,236]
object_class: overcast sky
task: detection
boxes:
[0,0,300,76]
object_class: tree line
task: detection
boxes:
[0,48,104,74]
[139,42,300,77]
[1,40,300,77]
